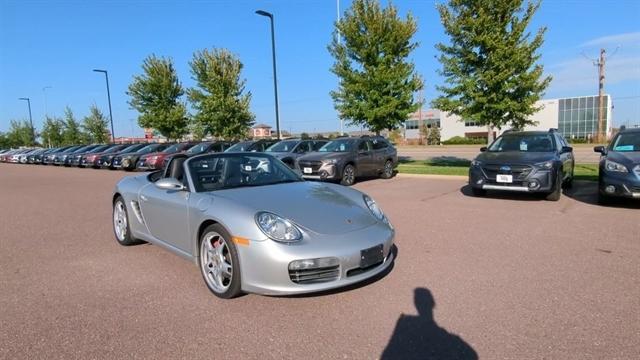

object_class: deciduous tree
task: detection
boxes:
[41,116,65,147]
[62,107,86,145]
[82,105,110,143]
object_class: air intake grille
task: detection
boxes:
[289,265,340,284]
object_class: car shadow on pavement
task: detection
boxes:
[564,181,640,209]
[459,184,545,202]
[381,288,478,360]
[280,245,398,299]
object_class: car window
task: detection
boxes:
[372,138,389,150]
[488,134,555,152]
[319,139,353,152]
[358,140,372,152]
[267,140,297,152]
[188,154,302,192]
[610,132,639,152]
[312,141,327,150]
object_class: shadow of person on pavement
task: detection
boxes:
[381,288,478,360]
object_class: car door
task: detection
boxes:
[356,140,375,175]
[556,135,574,179]
[371,138,390,173]
[139,179,191,253]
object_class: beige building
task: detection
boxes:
[251,124,272,138]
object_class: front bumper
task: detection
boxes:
[599,171,640,199]
[237,222,395,295]
[469,165,555,193]
[301,163,340,181]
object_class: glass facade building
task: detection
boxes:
[558,95,609,139]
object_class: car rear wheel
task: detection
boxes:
[381,160,394,179]
[112,196,143,246]
[341,164,356,186]
[546,171,562,201]
[199,224,242,299]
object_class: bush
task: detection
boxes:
[442,136,486,145]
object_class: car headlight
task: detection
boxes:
[605,159,628,173]
[535,161,553,170]
[363,195,389,225]
[322,159,338,165]
[471,159,483,166]
[256,212,302,242]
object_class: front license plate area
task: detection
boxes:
[303,167,312,174]
[360,244,384,268]
[496,174,513,183]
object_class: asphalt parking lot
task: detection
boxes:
[1,164,638,359]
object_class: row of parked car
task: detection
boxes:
[0,136,399,186]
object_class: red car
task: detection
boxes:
[80,144,130,168]
[135,142,197,171]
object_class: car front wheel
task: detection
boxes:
[340,164,356,186]
[545,171,562,201]
[381,160,394,179]
[199,224,242,299]
[112,196,143,246]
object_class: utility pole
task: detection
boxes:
[596,48,606,143]
[337,0,343,135]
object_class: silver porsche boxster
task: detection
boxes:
[112,153,395,298]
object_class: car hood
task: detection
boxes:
[298,152,347,162]
[476,151,555,164]
[115,152,139,158]
[606,151,640,166]
[213,181,376,235]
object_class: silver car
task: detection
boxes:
[112,153,395,298]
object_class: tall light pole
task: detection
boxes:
[93,69,115,142]
[42,86,52,118]
[18,97,36,145]
[255,10,281,140]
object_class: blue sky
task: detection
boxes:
[1,0,639,137]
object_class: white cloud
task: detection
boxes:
[547,55,640,92]
[580,32,640,48]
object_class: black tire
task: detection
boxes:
[546,171,562,201]
[112,196,143,246]
[340,164,357,186]
[562,168,574,189]
[471,187,486,197]
[381,160,394,179]
[597,192,611,205]
[199,224,242,299]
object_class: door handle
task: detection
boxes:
[140,195,148,202]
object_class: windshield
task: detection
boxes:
[103,145,126,154]
[136,144,160,154]
[163,143,192,154]
[186,142,211,155]
[188,154,303,192]
[610,133,639,152]
[266,140,298,152]
[319,139,353,152]
[225,142,252,152]
[88,145,109,153]
[488,134,555,152]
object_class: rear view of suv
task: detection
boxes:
[296,136,397,186]
[469,129,574,201]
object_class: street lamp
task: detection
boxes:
[18,97,36,144]
[255,9,281,140]
[93,69,115,142]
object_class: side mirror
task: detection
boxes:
[156,177,186,191]
[561,146,573,154]
[480,146,488,152]
[593,145,606,155]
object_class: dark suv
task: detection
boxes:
[594,126,640,203]
[469,130,574,201]
[296,136,397,186]
[265,139,328,168]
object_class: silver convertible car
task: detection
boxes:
[112,153,395,298]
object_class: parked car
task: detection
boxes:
[26,148,49,164]
[224,139,279,153]
[63,145,102,166]
[594,126,640,203]
[19,148,40,164]
[161,141,234,169]
[98,143,148,169]
[468,129,574,201]
[44,146,78,165]
[54,145,88,165]
[69,144,114,167]
[265,139,328,168]
[31,148,59,164]
[112,143,171,171]
[296,136,397,186]
[81,144,130,168]
[136,142,197,171]
[112,152,395,298]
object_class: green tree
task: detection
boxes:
[433,0,551,143]
[419,123,429,145]
[41,116,65,147]
[127,55,188,140]
[6,120,35,147]
[82,105,110,143]
[188,48,255,140]
[300,132,310,140]
[62,107,86,145]
[0,132,10,148]
[329,0,423,135]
